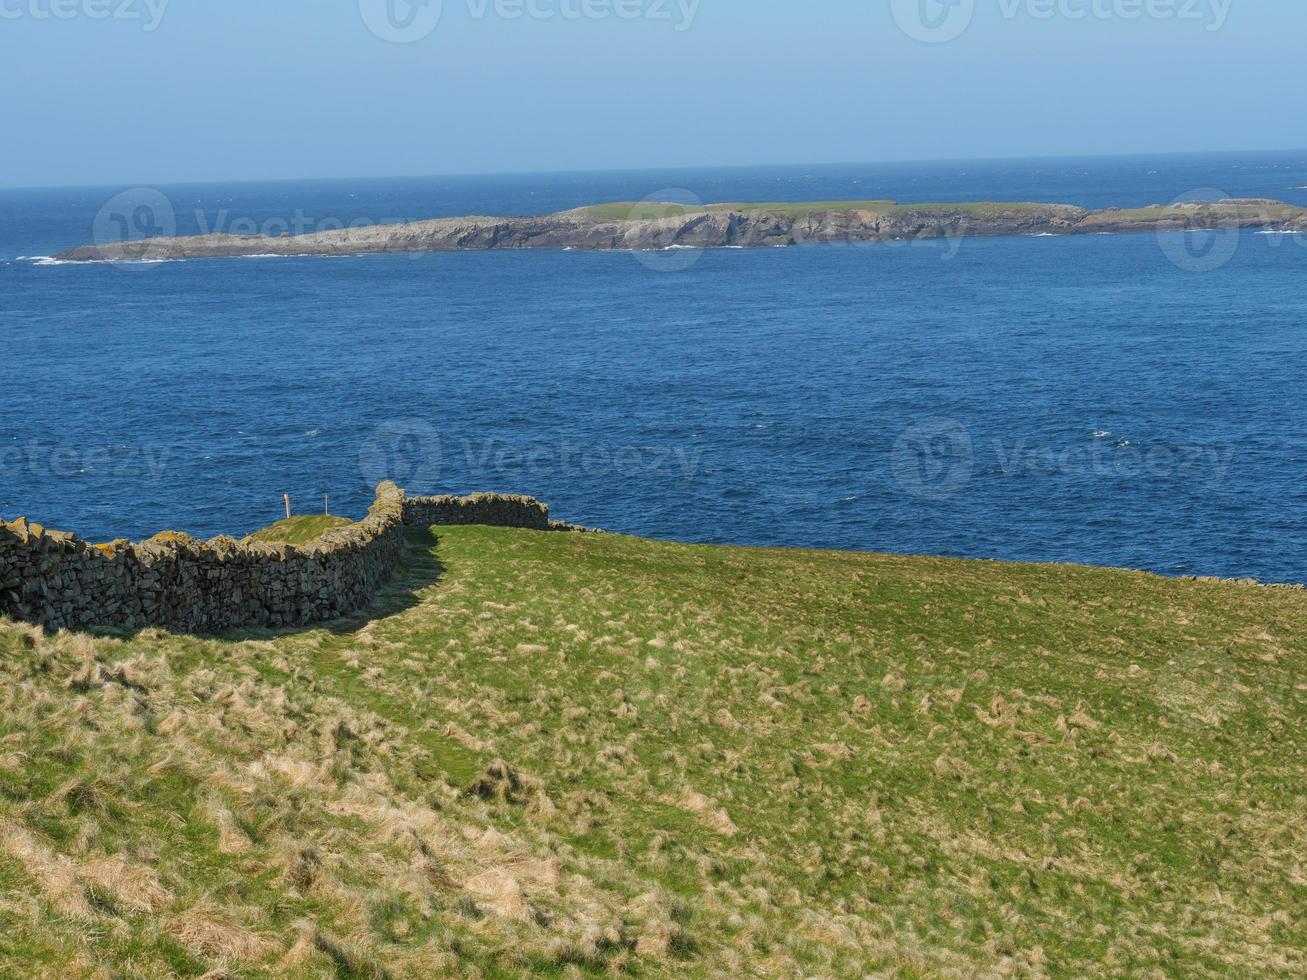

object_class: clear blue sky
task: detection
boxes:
[2,0,1304,188]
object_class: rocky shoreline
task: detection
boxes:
[57,198,1307,262]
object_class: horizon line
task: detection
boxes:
[5,146,1307,195]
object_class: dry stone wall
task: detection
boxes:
[401,492,553,531]
[0,485,570,633]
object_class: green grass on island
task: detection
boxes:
[0,525,1304,976]
[576,201,1068,222]
[244,514,354,546]
[577,200,894,221]
[1099,202,1307,222]
[576,199,1307,226]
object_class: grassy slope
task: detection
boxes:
[578,201,1307,227]
[0,526,1303,977]
[1105,203,1306,222]
[574,201,1054,221]
[244,515,353,546]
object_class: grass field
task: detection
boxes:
[0,526,1303,976]
[244,515,353,546]
[1100,203,1307,223]
[576,200,1307,227]
[574,201,1061,222]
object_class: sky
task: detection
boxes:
[1,0,1305,188]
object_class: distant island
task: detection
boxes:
[58,198,1307,262]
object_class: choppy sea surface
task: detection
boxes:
[2,151,1306,583]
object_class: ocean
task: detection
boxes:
[2,151,1306,583]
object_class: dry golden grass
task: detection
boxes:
[0,525,1303,976]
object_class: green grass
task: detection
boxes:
[576,200,898,221]
[576,202,711,221]
[575,200,1067,222]
[699,200,897,218]
[884,201,1061,216]
[244,514,353,545]
[577,199,1307,226]
[1102,203,1306,222]
[0,526,1303,976]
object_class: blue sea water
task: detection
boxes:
[2,152,1306,583]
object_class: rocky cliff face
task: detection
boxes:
[56,199,1307,263]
